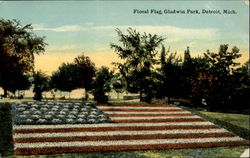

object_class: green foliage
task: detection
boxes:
[157,46,183,99]
[0,18,46,97]
[33,71,50,101]
[50,63,78,93]
[50,54,96,100]
[0,103,13,157]
[203,44,242,109]
[92,67,113,104]
[230,60,250,108]
[111,28,165,102]
[74,54,96,90]
[0,73,32,96]
[111,73,125,98]
[74,54,96,100]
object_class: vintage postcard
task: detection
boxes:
[0,0,249,157]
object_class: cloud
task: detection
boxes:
[33,24,88,32]
[46,45,79,53]
[33,24,218,42]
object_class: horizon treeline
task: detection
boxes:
[0,19,249,110]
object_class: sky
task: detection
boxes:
[0,0,249,75]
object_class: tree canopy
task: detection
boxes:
[50,63,78,93]
[33,71,50,101]
[0,18,46,96]
[111,28,165,102]
[74,54,96,92]
[91,66,113,104]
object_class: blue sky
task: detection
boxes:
[0,0,249,74]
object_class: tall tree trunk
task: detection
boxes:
[85,90,89,101]
[139,90,143,102]
[3,89,7,97]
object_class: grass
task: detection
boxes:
[199,111,250,130]
[180,106,250,141]
[4,146,248,158]
[0,101,249,158]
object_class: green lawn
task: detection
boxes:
[199,111,250,130]
[0,102,249,158]
[7,146,247,158]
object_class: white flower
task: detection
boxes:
[59,111,66,115]
[63,105,69,109]
[51,108,58,111]
[73,105,80,108]
[89,114,96,118]
[41,108,48,111]
[98,114,106,118]
[25,119,33,123]
[33,111,41,115]
[19,115,27,119]
[43,104,50,108]
[88,118,96,123]
[80,109,87,112]
[37,119,46,123]
[30,107,37,111]
[70,111,78,115]
[80,112,88,115]
[62,108,68,112]
[23,111,30,115]
[17,107,26,111]
[78,114,86,118]
[77,118,85,122]
[19,104,27,108]
[68,115,76,119]
[52,118,61,123]
[31,104,39,108]
[44,115,52,119]
[57,114,65,118]
[90,111,98,114]
[66,118,74,123]
[31,114,40,118]
[72,108,79,112]
[48,112,54,115]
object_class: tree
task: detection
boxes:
[0,19,46,97]
[158,46,183,100]
[0,70,31,97]
[111,73,125,99]
[230,60,250,109]
[50,63,78,98]
[74,53,96,100]
[189,57,210,106]
[111,28,165,102]
[182,46,193,98]
[33,71,50,101]
[92,67,113,104]
[202,44,242,109]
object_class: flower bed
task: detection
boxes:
[12,102,111,125]
[12,103,249,155]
